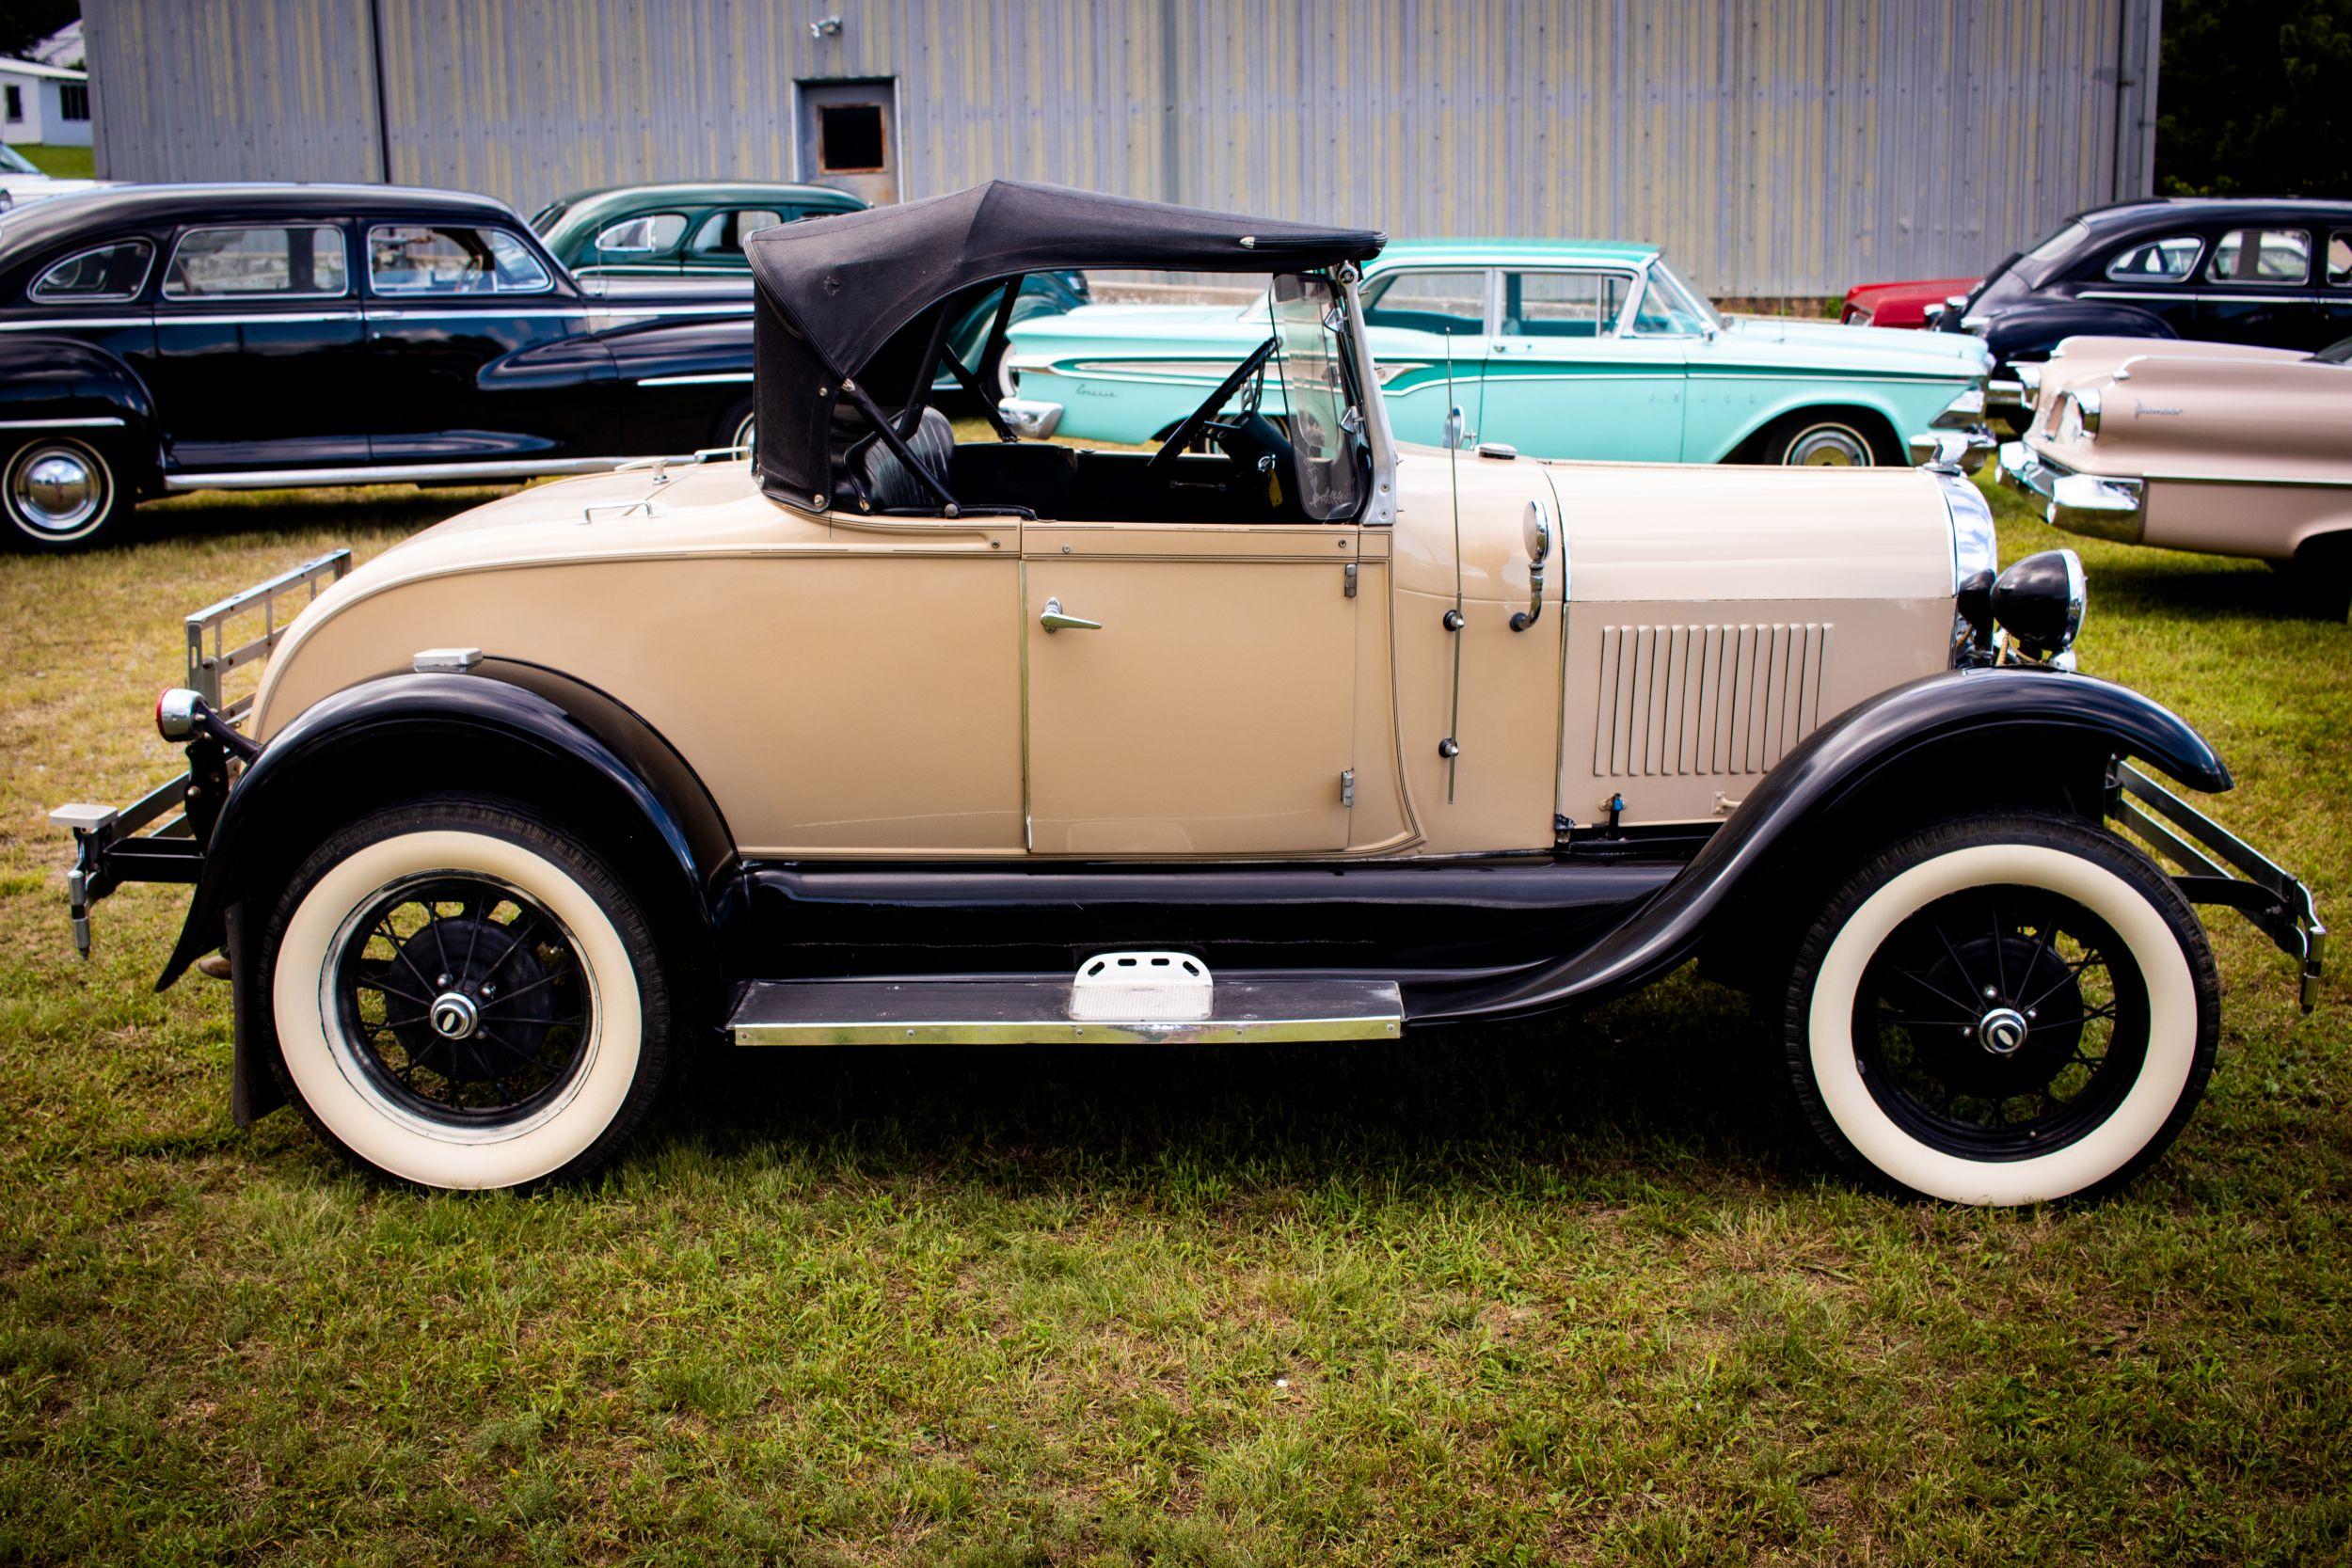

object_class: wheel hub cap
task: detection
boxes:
[12,447,100,531]
[1977,1006,2028,1055]
[429,990,482,1041]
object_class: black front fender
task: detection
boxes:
[1406,669,2226,1025]
[1985,301,2176,367]
[160,668,735,992]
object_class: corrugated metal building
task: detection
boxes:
[81,0,2161,296]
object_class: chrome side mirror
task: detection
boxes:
[1511,499,1552,632]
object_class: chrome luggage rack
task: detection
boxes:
[49,549,352,958]
[2110,761,2327,1012]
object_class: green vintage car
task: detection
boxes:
[1003,239,1994,467]
[531,181,868,277]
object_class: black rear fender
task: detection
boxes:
[0,336,162,488]
[1986,301,2175,367]
[165,665,736,993]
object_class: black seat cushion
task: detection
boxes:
[860,406,957,510]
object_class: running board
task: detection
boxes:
[728,976,1404,1046]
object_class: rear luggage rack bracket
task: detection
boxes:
[52,549,353,958]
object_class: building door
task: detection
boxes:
[798,79,899,205]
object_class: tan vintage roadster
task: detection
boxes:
[54,183,2323,1203]
[1999,334,2352,617]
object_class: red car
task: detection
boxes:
[1839,277,1979,329]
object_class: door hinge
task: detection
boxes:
[1343,562,1358,597]
[1340,768,1356,807]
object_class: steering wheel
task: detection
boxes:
[1143,335,1280,483]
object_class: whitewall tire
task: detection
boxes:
[3,434,126,551]
[262,800,672,1189]
[1784,812,2217,1205]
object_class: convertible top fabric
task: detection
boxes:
[746,180,1386,504]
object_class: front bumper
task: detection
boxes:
[2110,762,2327,1013]
[1986,375,2026,413]
[1995,440,2146,543]
[1909,426,1994,473]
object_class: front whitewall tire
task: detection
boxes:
[1786,814,2217,1205]
[266,808,667,1189]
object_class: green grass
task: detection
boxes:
[0,473,2345,1564]
[6,143,93,180]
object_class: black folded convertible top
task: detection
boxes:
[745,180,1386,505]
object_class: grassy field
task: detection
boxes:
[0,470,2344,1565]
[6,143,95,180]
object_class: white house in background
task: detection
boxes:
[0,57,92,148]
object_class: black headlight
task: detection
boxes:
[1991,548,2087,661]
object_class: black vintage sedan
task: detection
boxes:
[1936,197,2352,416]
[0,183,758,550]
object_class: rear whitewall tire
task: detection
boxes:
[1785,815,2217,1205]
[2,434,125,551]
[264,803,670,1190]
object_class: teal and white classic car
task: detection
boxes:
[1002,240,1994,467]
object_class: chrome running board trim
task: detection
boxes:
[161,456,633,491]
[729,975,1404,1046]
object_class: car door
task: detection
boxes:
[1357,267,1490,446]
[2079,230,2206,335]
[1481,268,1684,461]
[679,206,786,275]
[573,210,689,277]
[361,217,618,464]
[1023,276,1365,856]
[140,219,370,472]
[2198,226,2320,349]
[2327,231,2352,344]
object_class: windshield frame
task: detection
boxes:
[1629,259,1722,337]
[1266,269,1376,524]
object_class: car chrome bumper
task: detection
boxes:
[1909,426,1994,473]
[1986,375,2026,412]
[1995,440,2146,543]
[2110,762,2327,1013]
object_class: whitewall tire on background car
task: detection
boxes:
[262,799,672,1189]
[1765,414,1884,467]
[3,435,124,551]
[1784,812,2217,1205]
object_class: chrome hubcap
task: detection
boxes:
[1787,425,1871,467]
[1977,1006,2028,1056]
[9,444,103,533]
[429,990,482,1041]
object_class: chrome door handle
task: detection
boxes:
[1040,597,1102,633]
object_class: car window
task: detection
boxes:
[688,208,785,259]
[369,224,553,294]
[2104,235,2201,281]
[2329,232,2351,288]
[1629,263,1715,335]
[2207,228,2311,285]
[31,239,154,303]
[1502,270,1630,338]
[163,225,348,298]
[591,213,687,256]
[1359,269,1486,336]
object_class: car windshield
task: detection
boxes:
[2314,336,2352,366]
[2026,220,2089,265]
[1632,261,1719,334]
[1266,271,1367,522]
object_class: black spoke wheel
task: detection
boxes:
[1853,885,2148,1161]
[334,874,596,1125]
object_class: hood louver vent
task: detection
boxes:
[1595,622,1833,778]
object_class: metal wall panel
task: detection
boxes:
[81,0,2156,295]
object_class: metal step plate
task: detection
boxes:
[729,976,1403,1046]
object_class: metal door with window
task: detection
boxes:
[143,221,369,472]
[361,220,615,463]
[798,80,898,205]
[2199,227,2320,349]
[1480,269,1684,461]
